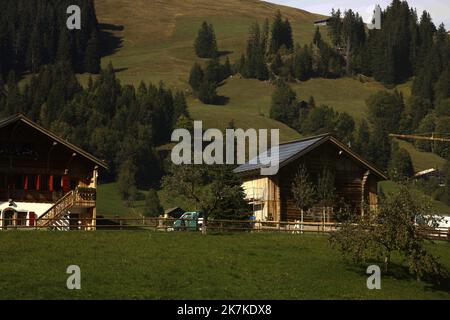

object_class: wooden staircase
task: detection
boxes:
[36,191,75,230]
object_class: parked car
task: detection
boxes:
[173,211,203,231]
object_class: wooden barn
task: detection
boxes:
[234,134,387,222]
[0,114,108,230]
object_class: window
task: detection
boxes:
[17,212,27,226]
[40,175,49,191]
[2,210,14,227]
[53,176,62,191]
[14,175,24,190]
[27,175,37,190]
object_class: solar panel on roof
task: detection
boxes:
[233,135,328,173]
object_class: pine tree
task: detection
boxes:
[27,25,44,73]
[308,96,316,108]
[282,18,294,50]
[328,8,343,47]
[271,52,283,76]
[367,127,390,170]
[313,27,323,47]
[270,80,297,124]
[188,63,204,92]
[205,58,222,84]
[117,159,138,203]
[388,147,414,181]
[367,91,405,133]
[84,30,101,74]
[341,10,366,74]
[222,57,232,79]
[417,11,436,70]
[194,22,218,58]
[261,18,270,56]
[211,166,250,220]
[270,11,293,53]
[334,112,355,143]
[173,91,189,122]
[415,114,436,152]
[198,81,218,104]
[294,45,313,81]
[353,119,370,157]
[0,0,101,76]
[143,189,164,217]
[57,30,73,67]
[434,117,450,158]
[435,67,450,103]
[242,22,269,80]
[5,71,24,115]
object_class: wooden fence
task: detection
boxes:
[1,217,449,241]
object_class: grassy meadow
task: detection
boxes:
[0,232,449,300]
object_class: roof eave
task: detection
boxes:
[0,114,109,170]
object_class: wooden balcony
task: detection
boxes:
[73,188,96,208]
[0,190,64,203]
[36,188,97,227]
[0,188,96,208]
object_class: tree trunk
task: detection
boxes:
[384,255,390,273]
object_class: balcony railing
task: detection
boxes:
[74,187,96,208]
[0,190,64,203]
[0,187,96,206]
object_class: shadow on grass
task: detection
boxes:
[346,260,450,293]
[217,50,233,57]
[113,67,128,73]
[214,95,230,105]
[99,23,124,57]
[201,95,230,106]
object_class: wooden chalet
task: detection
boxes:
[234,134,388,222]
[0,114,108,230]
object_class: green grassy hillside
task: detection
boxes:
[396,139,447,172]
[97,182,146,217]
[92,0,385,137]
[379,181,450,215]
[91,0,324,142]
[94,0,323,87]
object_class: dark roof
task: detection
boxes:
[234,134,326,174]
[0,114,108,169]
[314,18,331,24]
[233,133,387,180]
[165,207,184,214]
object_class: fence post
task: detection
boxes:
[322,207,325,232]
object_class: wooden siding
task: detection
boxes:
[0,120,98,204]
[274,141,380,221]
